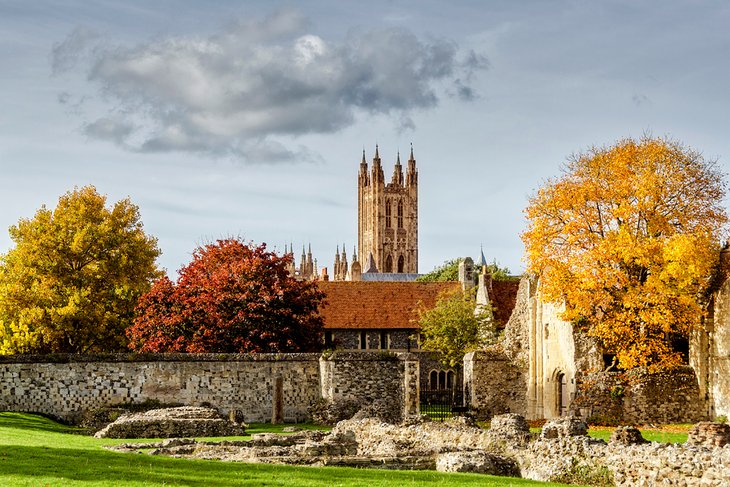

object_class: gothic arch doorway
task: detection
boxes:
[397,255,405,273]
[556,371,569,416]
[385,255,393,273]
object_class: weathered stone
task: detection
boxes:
[490,413,531,444]
[609,426,647,445]
[541,416,588,439]
[105,415,730,486]
[94,406,245,439]
[435,451,519,476]
[687,422,730,447]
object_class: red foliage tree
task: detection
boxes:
[127,239,325,353]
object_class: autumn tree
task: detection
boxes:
[0,186,161,354]
[418,290,494,368]
[523,136,728,371]
[127,238,325,353]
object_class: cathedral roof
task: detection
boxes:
[317,281,461,330]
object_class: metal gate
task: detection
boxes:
[419,388,467,421]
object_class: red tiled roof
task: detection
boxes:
[317,281,461,330]
[490,279,520,328]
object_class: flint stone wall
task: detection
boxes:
[571,367,708,424]
[0,352,418,423]
[320,352,419,423]
[463,349,526,420]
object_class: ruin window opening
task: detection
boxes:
[429,370,438,389]
[557,371,569,416]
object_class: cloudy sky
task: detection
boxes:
[1,0,729,276]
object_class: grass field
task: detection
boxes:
[524,424,689,444]
[0,413,571,487]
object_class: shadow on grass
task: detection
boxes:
[0,412,80,434]
[0,444,530,487]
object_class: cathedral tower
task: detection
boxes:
[358,145,418,274]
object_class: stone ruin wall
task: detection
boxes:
[571,367,707,424]
[463,350,526,419]
[692,273,730,420]
[319,351,419,422]
[0,352,418,423]
[467,275,711,423]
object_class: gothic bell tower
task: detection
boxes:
[357,145,418,274]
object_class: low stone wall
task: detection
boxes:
[463,349,526,419]
[572,367,708,424]
[0,352,418,423]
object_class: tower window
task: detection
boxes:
[385,255,393,273]
[397,200,403,228]
[385,200,392,228]
[397,255,405,273]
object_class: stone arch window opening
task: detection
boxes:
[385,199,392,229]
[556,370,569,416]
[397,255,405,273]
[385,254,393,273]
[428,369,456,390]
[397,200,403,228]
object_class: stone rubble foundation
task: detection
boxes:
[106,413,730,486]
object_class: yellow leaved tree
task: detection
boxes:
[522,136,728,371]
[0,186,161,354]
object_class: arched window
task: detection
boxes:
[430,371,438,389]
[438,371,446,389]
[446,371,454,389]
[557,371,569,416]
[397,255,405,273]
[385,199,392,229]
[385,255,393,273]
[397,200,404,228]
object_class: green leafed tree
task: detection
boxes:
[417,258,512,282]
[417,290,494,368]
[0,186,161,354]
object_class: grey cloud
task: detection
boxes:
[83,117,135,145]
[51,26,99,75]
[59,10,487,163]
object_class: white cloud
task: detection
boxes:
[52,9,487,163]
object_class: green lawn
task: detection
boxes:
[0,412,571,487]
[526,425,689,444]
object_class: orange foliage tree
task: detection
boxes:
[127,239,325,353]
[522,136,728,371]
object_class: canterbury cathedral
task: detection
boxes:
[288,145,419,282]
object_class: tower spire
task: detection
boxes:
[392,149,404,186]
